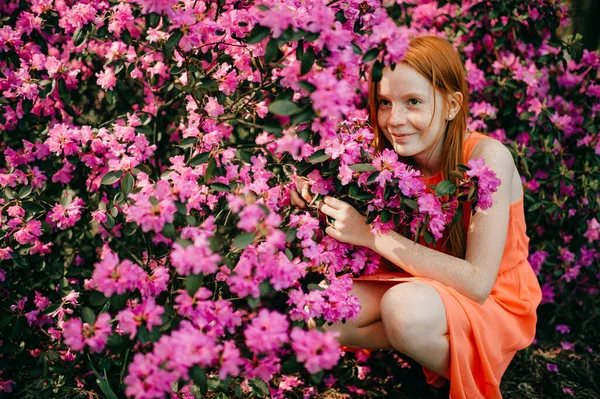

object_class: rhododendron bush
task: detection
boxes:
[0,0,598,397]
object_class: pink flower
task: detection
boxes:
[205,96,224,117]
[116,298,164,339]
[244,309,289,353]
[583,218,599,243]
[219,341,244,379]
[237,204,265,232]
[96,66,117,91]
[466,157,501,211]
[63,313,112,353]
[47,197,84,230]
[91,252,145,297]
[290,328,341,373]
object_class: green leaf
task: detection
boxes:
[57,78,71,104]
[178,137,198,149]
[349,163,377,172]
[380,210,392,223]
[435,180,456,197]
[298,80,317,93]
[244,25,271,44]
[248,378,269,398]
[300,46,316,75]
[372,60,384,83]
[268,100,300,116]
[264,38,281,63]
[189,152,211,166]
[147,13,161,28]
[73,28,88,47]
[18,185,32,199]
[21,200,44,213]
[290,108,315,125]
[164,30,183,59]
[308,149,331,163]
[348,185,374,201]
[527,202,543,212]
[101,171,123,185]
[232,232,255,249]
[210,183,231,192]
[186,274,204,296]
[81,307,96,324]
[121,173,134,196]
[190,365,208,395]
[204,157,217,182]
[403,198,418,210]
[362,47,380,62]
[285,227,297,242]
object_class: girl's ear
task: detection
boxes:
[445,91,463,120]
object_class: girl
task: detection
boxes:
[290,36,542,398]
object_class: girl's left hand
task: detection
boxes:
[317,196,375,249]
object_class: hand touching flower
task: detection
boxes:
[317,196,375,249]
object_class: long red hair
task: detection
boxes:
[369,36,470,258]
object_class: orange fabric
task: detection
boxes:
[354,132,543,398]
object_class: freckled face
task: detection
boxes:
[377,63,449,175]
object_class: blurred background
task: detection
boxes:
[565,0,600,49]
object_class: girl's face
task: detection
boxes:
[376,63,450,176]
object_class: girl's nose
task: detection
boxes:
[388,106,408,127]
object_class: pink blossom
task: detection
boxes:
[47,197,84,230]
[244,309,289,353]
[205,96,224,117]
[96,66,117,91]
[466,157,501,211]
[63,313,112,353]
[290,328,341,373]
[91,252,145,297]
[116,298,164,339]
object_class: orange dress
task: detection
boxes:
[354,132,543,398]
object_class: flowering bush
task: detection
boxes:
[0,0,597,398]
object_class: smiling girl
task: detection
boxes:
[291,36,542,398]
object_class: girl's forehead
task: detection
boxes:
[378,64,433,96]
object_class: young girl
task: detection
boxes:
[290,36,543,398]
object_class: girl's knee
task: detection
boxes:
[380,282,447,349]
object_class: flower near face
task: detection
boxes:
[63,313,112,353]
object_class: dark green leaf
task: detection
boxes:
[210,183,231,192]
[300,47,316,75]
[248,378,269,397]
[57,78,70,104]
[244,25,270,44]
[191,365,208,395]
[164,30,183,59]
[308,149,331,163]
[403,198,418,210]
[232,232,255,249]
[121,173,134,196]
[349,163,377,172]
[372,60,384,83]
[189,152,211,166]
[435,180,456,197]
[204,157,217,182]
[186,274,204,296]
[268,100,300,116]
[101,171,123,185]
[362,47,380,62]
[264,38,281,63]
[18,185,32,199]
[178,137,198,149]
[81,307,96,324]
[380,210,392,223]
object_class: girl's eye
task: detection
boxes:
[379,99,391,106]
[408,98,421,106]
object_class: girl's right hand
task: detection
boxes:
[289,176,313,208]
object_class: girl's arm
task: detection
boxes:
[319,139,516,304]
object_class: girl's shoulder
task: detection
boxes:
[464,131,508,162]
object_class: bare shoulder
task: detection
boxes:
[469,137,515,171]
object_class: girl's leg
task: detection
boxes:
[323,280,397,350]
[379,281,449,377]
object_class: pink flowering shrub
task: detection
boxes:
[0,0,597,398]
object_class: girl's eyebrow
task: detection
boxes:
[377,91,427,99]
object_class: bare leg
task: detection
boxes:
[380,281,450,377]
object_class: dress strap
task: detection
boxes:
[463,132,490,163]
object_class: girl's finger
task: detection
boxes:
[317,202,340,219]
[323,196,347,210]
[301,184,313,203]
[290,190,306,208]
